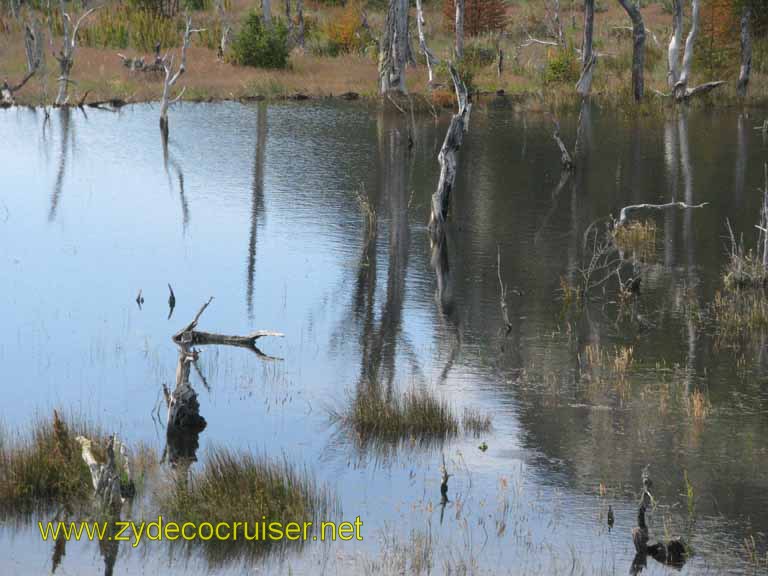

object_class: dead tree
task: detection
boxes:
[576,0,597,96]
[617,0,645,102]
[379,0,409,94]
[738,5,752,98]
[74,434,133,513]
[2,24,39,105]
[262,0,272,29]
[428,65,471,237]
[415,0,439,85]
[553,120,574,171]
[215,0,231,61]
[159,17,204,135]
[54,1,97,106]
[616,201,707,227]
[455,0,464,60]
[667,0,682,88]
[296,0,305,49]
[672,0,725,101]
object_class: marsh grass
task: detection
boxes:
[613,220,657,261]
[0,411,102,516]
[685,389,710,423]
[462,407,492,437]
[330,383,460,450]
[711,288,768,342]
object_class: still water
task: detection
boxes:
[1,100,767,575]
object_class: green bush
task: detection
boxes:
[543,48,579,84]
[231,12,290,69]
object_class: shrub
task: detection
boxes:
[543,48,579,84]
[231,12,290,69]
[443,0,506,35]
[321,0,375,55]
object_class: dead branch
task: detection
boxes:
[54,3,98,106]
[616,201,708,227]
[553,120,574,171]
[159,16,204,132]
[497,245,512,335]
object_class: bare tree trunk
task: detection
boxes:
[262,0,272,29]
[379,0,409,94]
[576,0,596,96]
[674,0,699,99]
[296,0,304,48]
[455,0,464,59]
[738,5,752,98]
[667,0,682,88]
[54,1,96,106]
[428,65,471,236]
[617,0,645,102]
[1,23,41,105]
[415,0,439,85]
[160,17,203,135]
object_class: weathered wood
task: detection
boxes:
[497,245,512,334]
[54,2,97,106]
[415,0,439,85]
[455,0,464,59]
[675,0,699,99]
[379,0,409,94]
[738,5,752,98]
[160,17,203,133]
[667,0,682,88]
[74,435,125,512]
[576,54,597,96]
[616,201,708,227]
[582,0,595,65]
[616,0,645,102]
[428,65,471,235]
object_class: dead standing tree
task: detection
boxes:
[576,0,597,96]
[415,0,440,85]
[159,17,204,135]
[738,4,752,98]
[616,0,645,102]
[54,1,97,106]
[1,23,41,105]
[428,64,471,239]
[667,0,683,88]
[455,0,465,59]
[379,0,409,94]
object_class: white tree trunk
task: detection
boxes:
[738,5,752,98]
[455,0,464,59]
[667,0,682,88]
[54,2,96,106]
[415,0,439,84]
[160,17,202,134]
[675,0,699,98]
[379,0,409,94]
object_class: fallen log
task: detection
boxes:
[616,201,708,227]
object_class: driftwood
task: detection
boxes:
[428,64,471,237]
[415,0,439,85]
[159,17,204,134]
[616,201,708,227]
[54,1,97,106]
[616,0,645,102]
[553,120,574,171]
[74,434,133,512]
[379,0,409,94]
[738,5,752,98]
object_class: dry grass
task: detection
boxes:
[685,389,710,423]
[462,407,493,437]
[711,289,768,342]
[613,220,657,261]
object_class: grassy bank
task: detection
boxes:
[3,0,768,109]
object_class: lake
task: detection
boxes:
[1,100,767,575]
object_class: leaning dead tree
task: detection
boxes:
[415,0,439,85]
[54,0,97,106]
[738,4,752,98]
[379,0,409,94]
[616,0,645,102]
[454,0,464,59]
[668,0,725,101]
[159,17,204,134]
[1,23,41,105]
[428,65,471,238]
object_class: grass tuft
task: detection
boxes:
[613,219,657,261]
[462,407,493,437]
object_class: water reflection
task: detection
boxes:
[247,104,267,320]
[49,107,71,222]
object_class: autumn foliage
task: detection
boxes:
[442,0,507,36]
